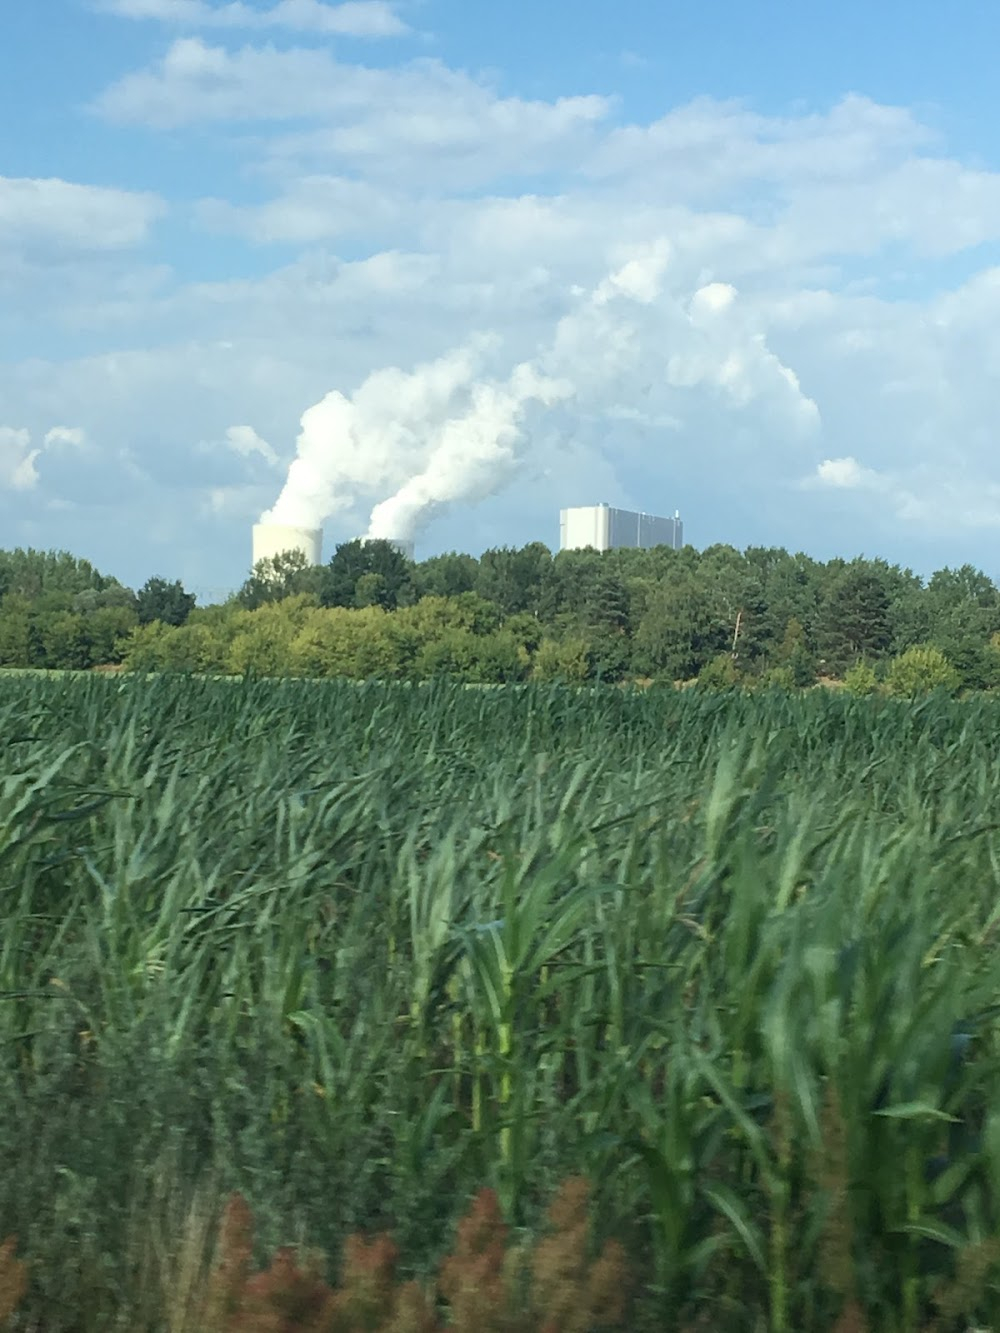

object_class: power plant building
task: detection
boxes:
[559,504,683,554]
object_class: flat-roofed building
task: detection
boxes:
[559,504,683,553]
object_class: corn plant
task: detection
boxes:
[2,675,1000,1328]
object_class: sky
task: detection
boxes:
[3,1,1000,598]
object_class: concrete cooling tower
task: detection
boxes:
[252,523,322,568]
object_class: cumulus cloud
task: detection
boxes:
[0,425,96,496]
[98,0,409,36]
[815,457,878,489]
[803,452,1000,535]
[44,426,88,449]
[0,428,41,491]
[0,177,163,255]
[13,30,1000,583]
[223,424,279,465]
[93,40,613,191]
[252,240,819,546]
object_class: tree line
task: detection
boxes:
[2,540,1000,689]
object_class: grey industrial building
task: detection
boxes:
[559,503,683,553]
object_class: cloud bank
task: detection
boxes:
[6,15,1000,590]
[98,0,409,36]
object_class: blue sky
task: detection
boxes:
[3,0,1000,597]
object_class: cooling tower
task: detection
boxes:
[252,523,322,568]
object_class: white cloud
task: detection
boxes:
[223,424,279,465]
[816,457,872,489]
[44,426,88,449]
[98,0,409,36]
[13,40,1000,582]
[586,94,933,192]
[0,177,163,255]
[0,428,42,491]
[93,40,613,191]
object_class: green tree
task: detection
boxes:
[581,566,632,681]
[0,595,32,666]
[698,544,767,668]
[31,609,91,670]
[354,572,390,609]
[226,596,317,676]
[414,552,479,600]
[883,644,960,698]
[634,570,728,681]
[531,636,590,682]
[918,565,1000,689]
[774,617,818,686]
[320,540,414,611]
[237,549,324,610]
[87,606,139,665]
[817,563,893,672]
[72,585,138,615]
[414,627,479,680]
[545,548,604,623]
[290,606,402,679]
[122,621,176,672]
[583,566,630,633]
[0,548,115,600]
[475,543,553,616]
[137,577,196,627]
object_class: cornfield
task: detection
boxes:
[3,673,1000,1330]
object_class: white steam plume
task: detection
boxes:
[365,241,672,543]
[261,340,489,527]
[366,362,573,542]
[260,236,817,543]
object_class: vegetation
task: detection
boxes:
[4,674,1000,1329]
[2,1179,629,1333]
[6,541,1000,689]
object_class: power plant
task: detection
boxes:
[250,505,683,575]
[251,524,416,571]
[559,503,683,553]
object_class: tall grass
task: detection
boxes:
[2,676,1000,1328]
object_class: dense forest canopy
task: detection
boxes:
[3,540,1000,689]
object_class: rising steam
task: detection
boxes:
[257,238,818,544]
[261,340,490,528]
[366,362,573,542]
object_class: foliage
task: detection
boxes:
[9,542,1000,687]
[883,644,961,697]
[193,1178,627,1333]
[817,563,893,672]
[696,652,740,689]
[3,679,1000,1328]
[321,540,416,611]
[238,550,326,610]
[842,660,879,696]
[136,576,197,628]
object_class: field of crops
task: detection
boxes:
[3,674,1000,1330]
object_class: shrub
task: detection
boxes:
[883,644,960,698]
[758,664,796,690]
[843,660,878,696]
[696,653,740,690]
